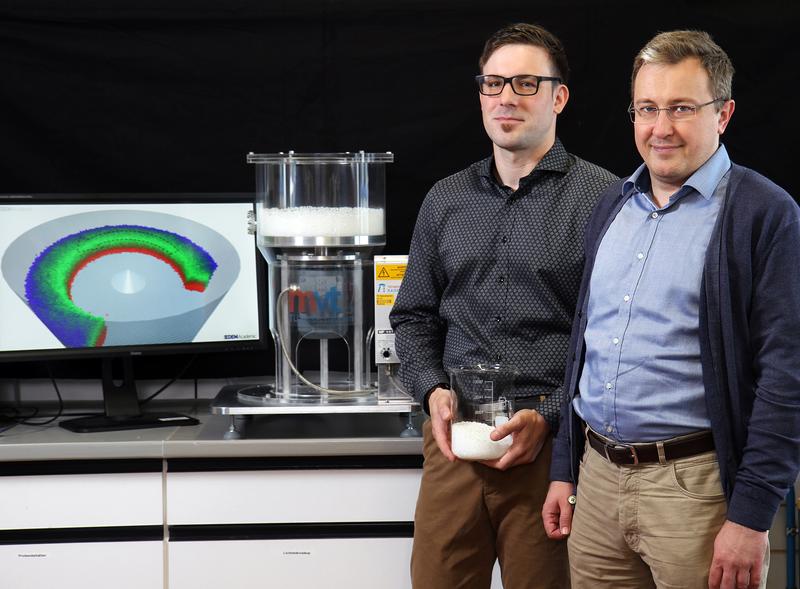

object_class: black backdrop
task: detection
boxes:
[1,0,798,380]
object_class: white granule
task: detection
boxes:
[451,421,512,461]
[258,206,384,237]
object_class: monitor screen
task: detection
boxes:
[0,194,267,432]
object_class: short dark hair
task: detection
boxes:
[478,23,569,84]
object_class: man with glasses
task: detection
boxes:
[543,30,800,589]
[391,23,616,589]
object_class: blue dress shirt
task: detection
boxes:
[574,146,731,442]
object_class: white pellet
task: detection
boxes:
[258,206,384,237]
[451,420,512,461]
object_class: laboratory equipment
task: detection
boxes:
[211,152,417,433]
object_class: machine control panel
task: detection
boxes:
[373,255,408,365]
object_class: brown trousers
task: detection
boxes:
[410,420,569,589]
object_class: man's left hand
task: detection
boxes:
[480,409,550,471]
[708,520,769,589]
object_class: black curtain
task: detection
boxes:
[0,0,797,378]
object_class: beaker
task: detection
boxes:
[449,364,517,460]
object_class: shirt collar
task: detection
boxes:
[478,137,572,184]
[622,144,731,201]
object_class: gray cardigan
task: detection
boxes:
[550,164,800,532]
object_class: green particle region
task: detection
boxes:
[26,224,218,347]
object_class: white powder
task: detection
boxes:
[259,206,385,237]
[451,421,512,461]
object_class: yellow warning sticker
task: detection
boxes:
[376,294,395,306]
[376,264,407,280]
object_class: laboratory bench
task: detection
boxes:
[0,402,425,589]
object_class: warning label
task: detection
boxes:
[376,264,406,280]
[376,294,395,306]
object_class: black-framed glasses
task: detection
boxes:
[628,98,726,123]
[475,74,562,96]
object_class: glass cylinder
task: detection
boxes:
[246,152,392,399]
[449,364,517,460]
[247,151,391,251]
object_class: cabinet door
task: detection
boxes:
[169,537,412,589]
[0,541,163,589]
[167,468,421,524]
[169,539,505,589]
[0,472,163,529]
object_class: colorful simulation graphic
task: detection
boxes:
[2,210,241,348]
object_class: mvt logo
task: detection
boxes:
[286,271,352,337]
[287,286,342,316]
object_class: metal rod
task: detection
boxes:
[320,339,329,389]
[278,260,291,396]
[353,258,364,390]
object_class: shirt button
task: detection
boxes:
[637,252,644,260]
[651,212,659,219]
[623,295,631,302]
[606,425,614,433]
[612,337,620,345]
[605,382,613,390]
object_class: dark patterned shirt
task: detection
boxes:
[390,139,617,429]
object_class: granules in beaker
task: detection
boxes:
[451,420,512,460]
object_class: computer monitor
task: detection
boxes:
[0,193,267,432]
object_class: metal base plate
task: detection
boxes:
[211,384,417,415]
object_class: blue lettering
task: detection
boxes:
[313,286,341,316]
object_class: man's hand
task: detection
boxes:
[428,387,457,461]
[708,520,769,589]
[542,480,575,539]
[481,408,549,470]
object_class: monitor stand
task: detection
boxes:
[59,356,199,433]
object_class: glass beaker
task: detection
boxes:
[448,364,517,460]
